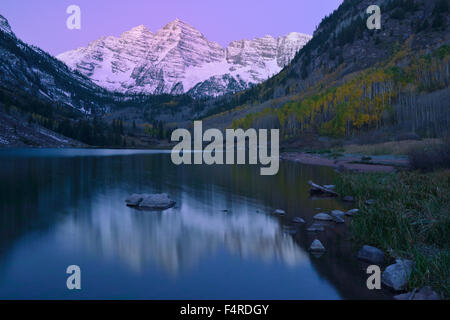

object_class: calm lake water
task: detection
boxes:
[0,149,388,299]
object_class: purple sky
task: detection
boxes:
[1,0,343,56]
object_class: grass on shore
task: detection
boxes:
[335,170,450,298]
[344,139,442,156]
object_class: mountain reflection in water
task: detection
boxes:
[59,192,306,274]
[0,149,387,299]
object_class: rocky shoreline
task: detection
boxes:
[275,180,443,300]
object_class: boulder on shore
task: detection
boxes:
[382,259,414,291]
[357,245,385,264]
[126,193,176,210]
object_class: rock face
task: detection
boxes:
[309,239,325,252]
[126,193,175,210]
[382,259,414,291]
[357,245,385,264]
[57,19,311,97]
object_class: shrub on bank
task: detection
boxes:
[408,138,450,171]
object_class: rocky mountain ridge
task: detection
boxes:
[57,19,311,97]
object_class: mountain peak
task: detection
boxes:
[131,24,152,32]
[162,18,199,33]
[0,14,14,36]
[57,19,311,97]
[121,24,154,38]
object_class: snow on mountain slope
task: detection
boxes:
[57,19,311,97]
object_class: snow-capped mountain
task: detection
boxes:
[57,19,311,97]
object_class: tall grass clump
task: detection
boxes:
[408,138,450,171]
[335,170,450,298]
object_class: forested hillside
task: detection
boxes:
[203,0,449,140]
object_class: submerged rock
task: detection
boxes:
[137,193,176,210]
[309,239,325,252]
[307,223,325,232]
[382,259,414,291]
[313,213,333,221]
[357,245,385,264]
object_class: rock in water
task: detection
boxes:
[309,239,325,252]
[138,193,176,210]
[313,213,333,221]
[273,209,286,215]
[333,216,345,224]
[342,196,355,202]
[125,194,147,207]
[345,208,359,216]
[307,223,325,232]
[357,245,385,264]
[292,217,306,224]
[382,259,414,291]
[331,210,345,218]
